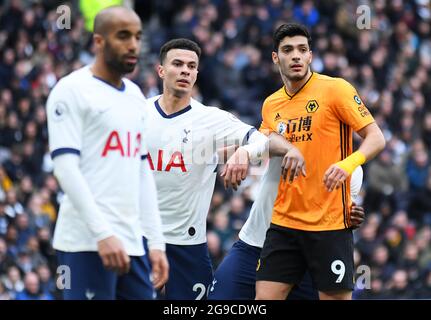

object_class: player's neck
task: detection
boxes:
[159,92,191,115]
[90,60,124,89]
[283,69,313,96]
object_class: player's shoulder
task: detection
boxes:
[190,97,207,108]
[314,72,355,91]
[190,97,221,115]
[146,94,162,105]
[262,86,285,112]
[123,78,145,98]
[192,99,244,124]
[144,94,163,115]
[52,66,91,92]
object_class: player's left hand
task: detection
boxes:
[350,203,365,229]
[323,164,348,192]
[149,249,169,290]
[220,147,249,191]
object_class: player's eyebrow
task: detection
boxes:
[116,29,142,37]
[281,43,309,50]
[172,59,197,65]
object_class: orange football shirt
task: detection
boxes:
[260,72,375,231]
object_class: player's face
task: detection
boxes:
[158,49,199,97]
[101,15,142,75]
[272,35,312,82]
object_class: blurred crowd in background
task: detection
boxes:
[0,0,431,299]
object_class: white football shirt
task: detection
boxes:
[47,66,151,256]
[145,95,254,245]
[239,160,363,248]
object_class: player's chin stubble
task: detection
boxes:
[286,68,308,82]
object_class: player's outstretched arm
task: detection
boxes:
[53,154,130,274]
[139,158,169,289]
[221,130,268,190]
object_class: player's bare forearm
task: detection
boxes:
[324,122,385,192]
[216,145,239,164]
[356,122,386,161]
[268,132,291,157]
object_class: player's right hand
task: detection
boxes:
[97,236,131,274]
[281,145,306,183]
[149,249,169,289]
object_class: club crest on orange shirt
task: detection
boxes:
[305,100,319,113]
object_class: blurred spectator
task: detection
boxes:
[293,0,319,27]
[365,148,408,212]
[383,225,406,264]
[406,141,430,193]
[35,264,56,297]
[4,188,24,218]
[2,147,25,182]
[416,269,431,299]
[228,195,248,233]
[26,192,51,230]
[0,237,14,275]
[415,225,431,270]
[212,208,234,252]
[207,230,224,268]
[15,213,34,250]
[5,224,19,258]
[0,165,13,202]
[0,200,10,236]
[370,244,396,283]
[0,280,11,300]
[15,271,53,300]
[386,269,414,299]
[355,222,381,264]
[2,265,24,298]
[36,227,56,271]
[25,236,47,269]
[408,172,431,225]
[16,249,32,274]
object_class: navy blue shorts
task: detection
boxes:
[208,239,318,300]
[56,237,155,300]
[162,243,213,300]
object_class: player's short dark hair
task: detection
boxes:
[273,23,312,52]
[159,38,201,64]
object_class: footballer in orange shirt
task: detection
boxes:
[255,23,385,300]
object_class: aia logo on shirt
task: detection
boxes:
[147,150,187,172]
[102,130,141,157]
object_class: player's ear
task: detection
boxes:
[308,50,313,64]
[157,64,164,79]
[272,51,279,65]
[93,34,104,51]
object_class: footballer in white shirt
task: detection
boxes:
[47,7,168,300]
[144,38,269,300]
[208,159,365,300]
